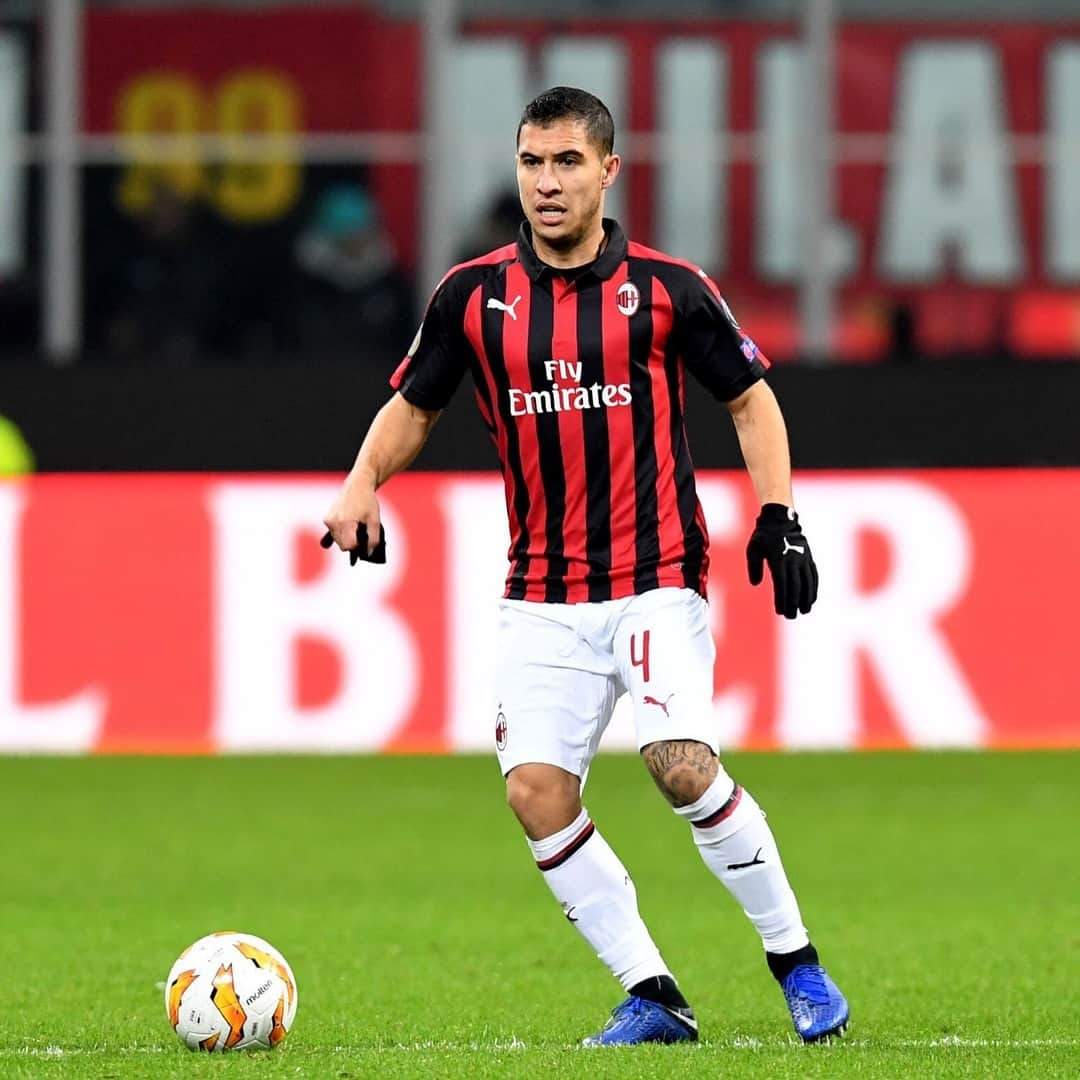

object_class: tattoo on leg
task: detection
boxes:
[641,740,719,806]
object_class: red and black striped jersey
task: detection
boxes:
[391,219,769,603]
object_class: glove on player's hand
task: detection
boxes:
[320,523,387,565]
[746,503,818,619]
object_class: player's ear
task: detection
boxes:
[600,153,621,188]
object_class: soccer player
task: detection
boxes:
[323,86,849,1046]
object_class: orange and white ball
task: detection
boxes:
[165,932,297,1052]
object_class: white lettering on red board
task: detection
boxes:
[208,482,418,750]
[777,478,988,748]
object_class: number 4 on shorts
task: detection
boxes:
[630,630,651,684]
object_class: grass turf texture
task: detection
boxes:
[0,752,1077,1079]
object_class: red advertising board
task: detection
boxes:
[81,10,1080,356]
[3,471,1076,753]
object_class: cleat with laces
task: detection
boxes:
[582,996,699,1046]
[781,964,849,1042]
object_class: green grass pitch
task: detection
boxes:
[1,751,1078,1078]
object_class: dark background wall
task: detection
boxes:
[3,359,1078,471]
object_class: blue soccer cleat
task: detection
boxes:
[781,964,849,1042]
[582,996,699,1047]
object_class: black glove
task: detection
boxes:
[320,523,387,565]
[746,503,818,619]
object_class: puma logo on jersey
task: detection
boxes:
[487,295,523,321]
[643,693,675,717]
[782,537,805,556]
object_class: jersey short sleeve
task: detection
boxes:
[389,273,468,411]
[673,268,769,402]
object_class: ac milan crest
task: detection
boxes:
[615,281,640,317]
[495,709,508,750]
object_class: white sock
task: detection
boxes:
[528,809,671,991]
[675,774,810,955]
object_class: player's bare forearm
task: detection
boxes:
[349,392,441,491]
[323,392,440,554]
[726,380,793,508]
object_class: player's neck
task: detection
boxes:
[533,221,608,270]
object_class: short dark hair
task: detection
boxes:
[517,86,615,157]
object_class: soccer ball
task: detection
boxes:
[164,931,298,1052]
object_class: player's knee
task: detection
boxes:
[641,739,719,807]
[658,764,714,806]
[505,763,581,838]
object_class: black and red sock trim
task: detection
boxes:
[536,820,595,871]
[690,784,743,829]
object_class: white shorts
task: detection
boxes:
[493,587,718,780]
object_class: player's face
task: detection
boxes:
[516,120,620,266]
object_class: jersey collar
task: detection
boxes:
[517,218,628,283]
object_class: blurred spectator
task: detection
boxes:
[293,183,413,364]
[0,273,37,358]
[887,299,918,363]
[206,217,299,364]
[92,179,220,366]
[455,189,523,264]
[0,413,33,475]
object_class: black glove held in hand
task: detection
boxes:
[320,524,387,565]
[746,503,818,619]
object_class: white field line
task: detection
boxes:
[3,1035,1078,1057]
[731,1036,1080,1050]
[1,1045,167,1057]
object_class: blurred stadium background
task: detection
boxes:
[2,2,1080,1074]
[0,0,1076,752]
